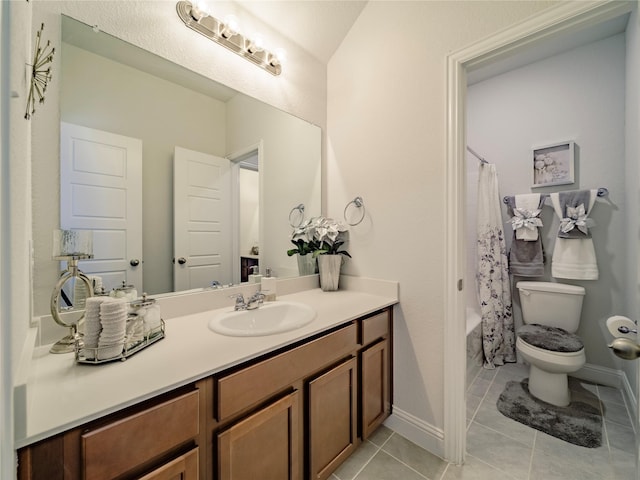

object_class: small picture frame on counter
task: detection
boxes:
[532,141,575,188]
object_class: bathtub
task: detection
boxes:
[466,306,482,336]
[466,307,483,373]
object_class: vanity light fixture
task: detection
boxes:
[176,1,283,76]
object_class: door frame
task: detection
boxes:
[227,141,263,285]
[444,0,636,464]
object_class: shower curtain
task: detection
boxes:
[476,163,516,368]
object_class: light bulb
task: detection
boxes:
[246,33,264,53]
[270,47,286,66]
[189,0,209,21]
[221,14,239,38]
[246,34,265,54]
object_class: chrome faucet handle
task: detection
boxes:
[248,291,266,301]
[229,293,247,310]
[246,291,265,310]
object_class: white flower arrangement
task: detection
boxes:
[287,216,351,258]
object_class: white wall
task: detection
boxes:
[239,168,259,256]
[466,33,627,369]
[327,0,558,452]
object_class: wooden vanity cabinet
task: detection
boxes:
[359,310,392,440]
[212,322,359,480]
[18,383,205,480]
[18,307,393,480]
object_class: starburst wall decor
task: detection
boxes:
[25,23,55,120]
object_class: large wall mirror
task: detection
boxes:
[32,15,321,316]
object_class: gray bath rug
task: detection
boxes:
[496,379,602,448]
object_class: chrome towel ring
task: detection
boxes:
[289,203,305,228]
[344,196,365,226]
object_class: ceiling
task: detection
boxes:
[235,1,367,64]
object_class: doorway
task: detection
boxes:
[228,142,263,285]
[444,0,638,473]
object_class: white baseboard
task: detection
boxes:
[575,362,625,388]
[385,364,638,461]
[383,406,444,458]
[574,362,637,433]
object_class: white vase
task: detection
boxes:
[318,255,342,291]
[297,254,318,276]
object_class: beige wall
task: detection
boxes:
[327,0,558,447]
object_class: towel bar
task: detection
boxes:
[502,188,608,204]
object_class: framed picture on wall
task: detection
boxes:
[532,141,575,188]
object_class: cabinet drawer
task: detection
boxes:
[81,390,199,480]
[362,310,389,346]
[217,323,358,421]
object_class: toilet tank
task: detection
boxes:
[516,281,585,333]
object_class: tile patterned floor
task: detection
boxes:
[331,363,637,480]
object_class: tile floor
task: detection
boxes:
[331,363,637,480]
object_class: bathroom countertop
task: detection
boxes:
[15,280,398,448]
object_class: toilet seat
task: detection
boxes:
[516,336,585,363]
[517,324,583,353]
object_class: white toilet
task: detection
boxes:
[516,281,586,407]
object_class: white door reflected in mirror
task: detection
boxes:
[60,122,143,292]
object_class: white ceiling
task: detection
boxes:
[236,1,367,64]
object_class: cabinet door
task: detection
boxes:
[308,357,358,480]
[138,447,198,480]
[218,391,301,480]
[361,339,390,439]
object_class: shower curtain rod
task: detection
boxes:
[502,188,609,204]
[466,146,489,164]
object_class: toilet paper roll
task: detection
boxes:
[606,315,637,338]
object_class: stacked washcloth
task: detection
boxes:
[505,195,545,277]
[83,296,128,360]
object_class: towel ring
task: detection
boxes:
[344,196,365,226]
[289,204,305,228]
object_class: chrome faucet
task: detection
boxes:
[229,292,265,311]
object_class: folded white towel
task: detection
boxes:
[514,194,541,241]
[550,190,599,280]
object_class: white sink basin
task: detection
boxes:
[208,301,317,337]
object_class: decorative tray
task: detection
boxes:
[74,319,165,365]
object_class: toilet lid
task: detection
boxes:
[517,324,584,353]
